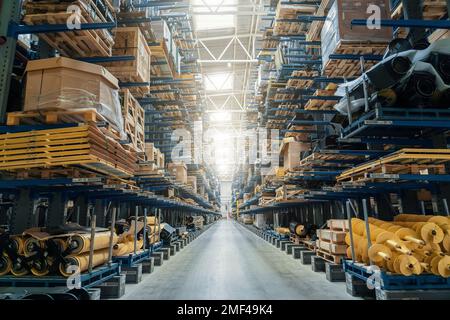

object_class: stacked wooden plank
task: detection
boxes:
[316,219,349,263]
[0,125,137,177]
[273,1,317,35]
[286,70,319,89]
[337,149,450,183]
[100,27,152,97]
[304,83,339,111]
[392,0,448,39]
[23,0,115,57]
[120,89,145,153]
[305,0,334,44]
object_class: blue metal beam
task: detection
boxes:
[351,19,450,29]
[8,21,116,37]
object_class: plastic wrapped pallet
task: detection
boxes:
[24,57,126,139]
[321,0,392,73]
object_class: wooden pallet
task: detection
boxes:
[23,0,114,57]
[297,151,363,170]
[327,219,349,232]
[0,125,137,177]
[323,41,388,78]
[6,109,121,141]
[120,90,145,153]
[117,10,155,42]
[300,239,316,251]
[316,249,346,264]
[286,70,319,89]
[337,149,450,182]
[304,88,338,111]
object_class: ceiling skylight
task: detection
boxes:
[192,0,236,30]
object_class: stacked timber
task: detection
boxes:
[23,0,115,57]
[346,217,449,277]
[0,125,137,177]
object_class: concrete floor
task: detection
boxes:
[121,219,356,300]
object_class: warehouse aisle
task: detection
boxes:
[121,220,355,300]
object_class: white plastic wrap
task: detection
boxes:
[28,88,126,140]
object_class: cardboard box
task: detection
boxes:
[280,140,307,171]
[99,27,151,84]
[168,162,187,184]
[321,0,391,69]
[317,239,347,255]
[317,229,347,243]
[24,57,121,130]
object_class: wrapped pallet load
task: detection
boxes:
[23,57,126,140]
[321,0,392,78]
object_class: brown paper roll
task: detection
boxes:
[67,231,117,255]
[59,249,109,277]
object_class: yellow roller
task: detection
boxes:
[397,255,422,276]
[112,239,144,256]
[420,222,444,244]
[11,259,28,276]
[394,214,450,222]
[30,257,51,277]
[275,227,290,235]
[59,249,109,277]
[376,231,412,255]
[387,252,401,273]
[10,235,25,254]
[67,231,118,255]
[437,256,450,278]
[430,255,444,275]
[0,253,12,276]
[443,235,450,252]
[368,244,392,263]
[23,237,44,257]
[395,228,425,246]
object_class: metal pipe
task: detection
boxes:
[143,207,147,251]
[360,57,370,113]
[346,200,356,263]
[443,198,450,216]
[420,201,426,215]
[134,205,138,254]
[108,207,117,265]
[88,213,96,273]
[362,199,373,265]
[344,78,353,125]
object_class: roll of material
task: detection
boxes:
[144,216,159,225]
[11,258,28,277]
[275,227,290,235]
[23,237,44,257]
[30,257,51,277]
[59,249,110,277]
[394,214,450,223]
[112,239,144,257]
[289,222,306,237]
[0,253,12,276]
[67,232,118,255]
[10,235,25,255]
